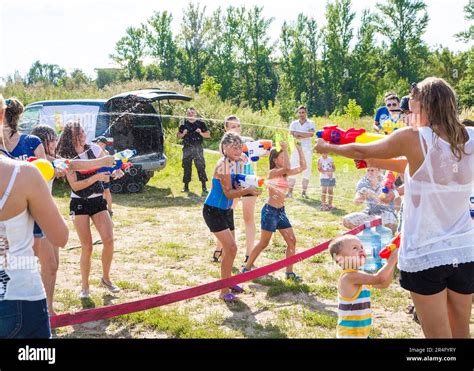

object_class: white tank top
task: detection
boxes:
[399,127,474,272]
[0,161,46,301]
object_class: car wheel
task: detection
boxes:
[127,167,139,177]
[110,182,123,194]
[126,182,143,193]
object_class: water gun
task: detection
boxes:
[235,174,265,191]
[379,234,401,259]
[470,196,474,219]
[242,140,272,162]
[379,171,397,201]
[78,149,136,175]
[316,125,386,145]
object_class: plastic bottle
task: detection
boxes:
[115,149,136,160]
[356,227,381,273]
[375,224,393,269]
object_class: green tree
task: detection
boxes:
[321,0,356,114]
[110,26,146,80]
[456,0,474,42]
[145,11,177,81]
[207,7,240,101]
[177,2,212,90]
[374,0,429,83]
[351,10,382,114]
[240,6,278,110]
[26,60,67,86]
[199,75,222,99]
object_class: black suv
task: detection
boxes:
[19,89,191,193]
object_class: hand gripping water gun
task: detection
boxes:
[78,149,136,175]
[242,140,272,162]
[26,157,55,181]
[379,171,397,201]
[316,125,386,145]
[235,174,265,191]
[379,234,401,259]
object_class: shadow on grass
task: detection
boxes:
[222,296,289,339]
[295,196,349,216]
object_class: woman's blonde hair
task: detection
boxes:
[411,77,468,160]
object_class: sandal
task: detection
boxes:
[241,267,251,274]
[222,293,237,303]
[230,285,244,294]
[212,250,222,263]
[285,272,303,282]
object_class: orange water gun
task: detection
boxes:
[379,234,401,259]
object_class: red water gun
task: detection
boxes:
[379,234,401,259]
[316,125,381,145]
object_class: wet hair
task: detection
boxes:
[411,77,468,160]
[269,148,283,170]
[385,95,400,103]
[4,98,24,138]
[224,115,240,129]
[329,235,356,261]
[296,105,307,113]
[462,119,474,127]
[57,120,89,159]
[219,132,242,156]
[31,125,58,157]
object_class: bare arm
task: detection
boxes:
[365,158,408,173]
[216,161,261,199]
[268,143,290,178]
[343,252,398,289]
[67,156,115,171]
[287,144,307,176]
[26,166,68,247]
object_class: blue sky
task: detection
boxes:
[0,0,472,81]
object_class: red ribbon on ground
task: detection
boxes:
[50,219,381,328]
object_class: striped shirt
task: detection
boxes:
[337,269,372,339]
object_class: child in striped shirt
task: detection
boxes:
[329,235,398,338]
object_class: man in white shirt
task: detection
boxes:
[288,106,315,198]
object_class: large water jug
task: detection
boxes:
[375,224,393,268]
[356,227,381,273]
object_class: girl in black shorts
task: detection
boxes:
[58,121,122,299]
[203,132,261,302]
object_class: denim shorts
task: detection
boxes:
[261,204,292,232]
[320,178,336,187]
[0,299,51,339]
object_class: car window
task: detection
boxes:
[18,106,42,133]
[40,104,100,143]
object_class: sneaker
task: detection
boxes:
[285,272,303,282]
[101,278,121,294]
[79,288,90,299]
[286,192,293,198]
[301,192,308,199]
[241,267,251,274]
[182,184,189,193]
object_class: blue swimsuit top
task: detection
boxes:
[205,161,239,210]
